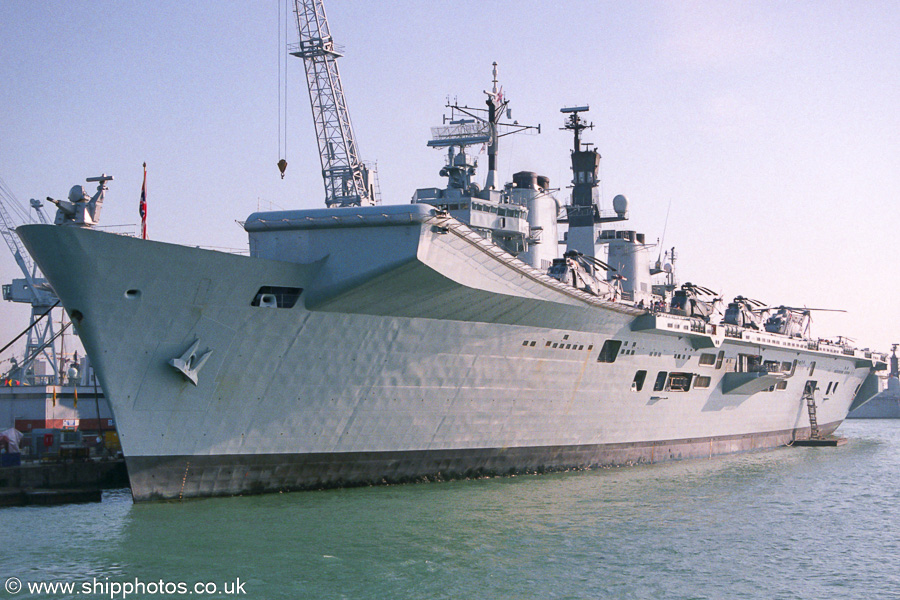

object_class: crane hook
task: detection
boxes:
[277,159,287,179]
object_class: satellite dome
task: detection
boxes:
[613,194,628,217]
[68,185,86,203]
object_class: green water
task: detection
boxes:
[2,420,899,599]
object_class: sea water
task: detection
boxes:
[2,419,899,600]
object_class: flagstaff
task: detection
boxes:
[139,162,147,240]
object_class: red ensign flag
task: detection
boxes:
[139,162,147,240]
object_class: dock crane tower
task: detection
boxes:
[0,177,60,383]
[289,0,375,208]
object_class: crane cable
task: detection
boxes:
[277,0,288,179]
[13,320,72,376]
[0,175,30,224]
[0,301,60,357]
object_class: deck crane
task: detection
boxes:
[289,0,375,208]
[0,177,60,383]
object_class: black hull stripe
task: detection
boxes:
[126,422,840,502]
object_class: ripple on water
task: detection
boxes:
[0,420,898,599]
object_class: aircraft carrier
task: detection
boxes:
[848,344,900,418]
[15,67,886,500]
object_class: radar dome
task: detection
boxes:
[67,366,79,381]
[68,185,86,203]
[613,194,629,217]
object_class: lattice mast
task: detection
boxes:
[0,178,60,383]
[290,0,374,208]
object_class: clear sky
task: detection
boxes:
[1,0,898,367]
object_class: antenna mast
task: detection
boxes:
[290,0,374,208]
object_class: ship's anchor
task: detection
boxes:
[168,339,213,386]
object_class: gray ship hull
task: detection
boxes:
[127,424,840,500]
[847,381,900,418]
[18,206,873,501]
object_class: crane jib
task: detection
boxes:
[289,0,375,208]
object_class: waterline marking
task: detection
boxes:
[4,576,246,598]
